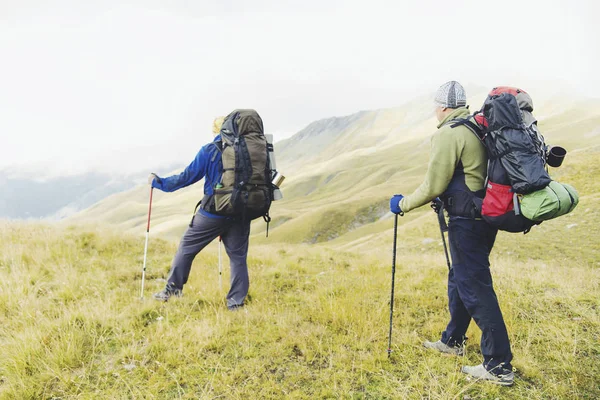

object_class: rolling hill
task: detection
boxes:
[68,89,600,253]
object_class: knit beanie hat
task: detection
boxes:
[434,81,467,108]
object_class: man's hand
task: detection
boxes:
[148,173,159,186]
[430,197,443,214]
[389,194,404,215]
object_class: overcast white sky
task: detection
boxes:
[1,0,598,176]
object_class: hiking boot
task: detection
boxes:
[423,340,464,356]
[227,304,244,311]
[153,287,182,302]
[461,364,514,386]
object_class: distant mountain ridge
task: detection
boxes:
[0,172,138,219]
[276,111,369,166]
[275,91,483,178]
[69,91,600,245]
[0,165,181,220]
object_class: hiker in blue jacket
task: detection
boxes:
[148,117,250,310]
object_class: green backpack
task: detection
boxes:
[519,181,579,222]
[212,109,273,221]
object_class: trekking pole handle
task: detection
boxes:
[436,207,452,271]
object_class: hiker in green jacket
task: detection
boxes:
[389,81,514,386]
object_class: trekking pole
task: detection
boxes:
[387,213,399,358]
[436,205,451,270]
[140,187,154,299]
[218,236,223,290]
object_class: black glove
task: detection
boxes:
[430,197,443,214]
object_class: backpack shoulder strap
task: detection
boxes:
[209,140,223,162]
[449,117,485,141]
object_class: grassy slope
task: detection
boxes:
[2,146,600,399]
[4,94,599,398]
[0,218,598,399]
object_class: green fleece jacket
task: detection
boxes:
[399,107,487,213]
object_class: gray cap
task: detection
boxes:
[434,81,467,108]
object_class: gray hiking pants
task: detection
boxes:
[166,212,251,308]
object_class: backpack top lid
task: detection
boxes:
[489,87,534,112]
[478,86,537,132]
[482,93,524,132]
[221,109,264,137]
[480,87,536,129]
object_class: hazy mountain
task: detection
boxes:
[0,172,132,219]
[69,92,600,245]
[0,165,181,219]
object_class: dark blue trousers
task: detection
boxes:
[441,218,513,372]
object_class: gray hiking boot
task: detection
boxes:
[153,287,182,302]
[423,340,464,356]
[461,364,514,386]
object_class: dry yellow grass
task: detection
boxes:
[0,218,598,399]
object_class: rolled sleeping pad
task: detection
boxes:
[519,181,579,222]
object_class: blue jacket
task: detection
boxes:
[152,135,223,218]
